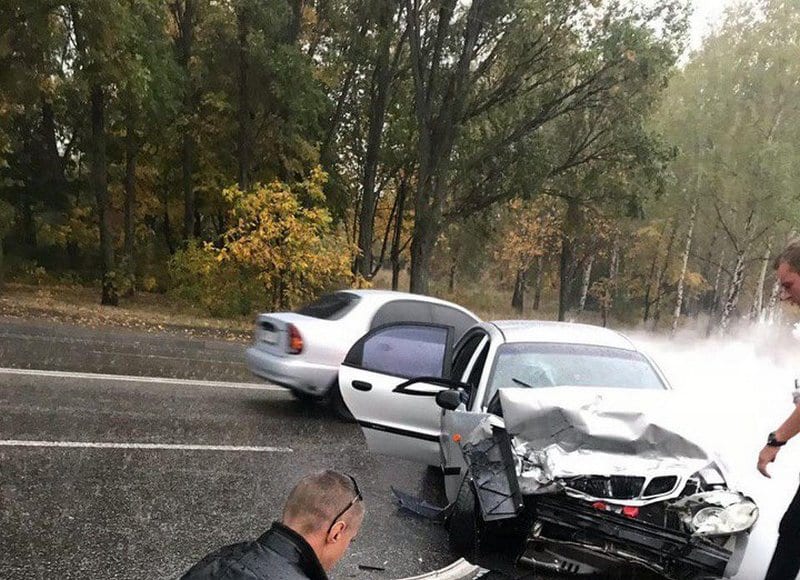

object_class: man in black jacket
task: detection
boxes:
[181,470,364,580]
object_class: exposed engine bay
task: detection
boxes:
[455,387,758,579]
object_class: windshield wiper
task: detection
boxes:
[512,377,535,389]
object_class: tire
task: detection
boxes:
[447,476,481,558]
[327,380,355,422]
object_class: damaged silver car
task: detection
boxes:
[340,320,758,579]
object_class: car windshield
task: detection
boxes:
[487,342,665,398]
[295,292,360,319]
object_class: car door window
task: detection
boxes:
[370,300,434,329]
[431,304,479,341]
[451,334,484,381]
[346,324,451,379]
[295,292,360,319]
[466,341,489,389]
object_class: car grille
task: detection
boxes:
[566,475,679,501]
[643,476,678,497]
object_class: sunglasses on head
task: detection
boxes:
[326,474,362,535]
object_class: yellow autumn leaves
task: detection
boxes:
[170,168,354,316]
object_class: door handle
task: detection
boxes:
[352,380,372,392]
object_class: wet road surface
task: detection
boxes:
[0,317,466,579]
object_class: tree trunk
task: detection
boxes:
[608,239,619,316]
[766,278,781,324]
[409,195,439,294]
[512,268,526,313]
[355,0,395,279]
[719,248,748,333]
[750,241,772,321]
[704,249,726,336]
[181,132,194,241]
[558,198,580,321]
[0,237,4,289]
[390,175,407,291]
[709,249,725,313]
[533,256,543,311]
[163,185,175,255]
[652,220,677,326]
[643,252,658,323]
[123,113,137,277]
[175,0,196,241]
[719,211,755,333]
[90,86,117,306]
[406,0,483,294]
[287,0,304,45]
[578,256,594,313]
[237,6,251,190]
[671,200,697,334]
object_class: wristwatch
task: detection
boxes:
[767,432,787,447]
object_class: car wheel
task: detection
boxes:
[447,475,481,558]
[327,380,355,422]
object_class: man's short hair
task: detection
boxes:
[775,238,800,272]
[282,470,363,535]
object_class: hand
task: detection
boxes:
[758,445,780,478]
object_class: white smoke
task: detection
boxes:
[628,321,800,579]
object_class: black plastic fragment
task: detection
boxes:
[391,486,450,522]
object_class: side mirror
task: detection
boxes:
[436,389,465,411]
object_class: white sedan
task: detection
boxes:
[340,320,758,579]
[245,289,479,417]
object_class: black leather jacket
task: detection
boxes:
[180,522,329,580]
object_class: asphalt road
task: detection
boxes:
[0,316,472,580]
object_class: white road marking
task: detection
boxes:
[0,439,293,453]
[0,367,283,391]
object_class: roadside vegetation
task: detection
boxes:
[1,0,798,334]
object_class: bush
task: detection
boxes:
[168,168,355,317]
[218,167,354,310]
[168,242,262,318]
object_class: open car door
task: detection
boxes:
[339,322,455,466]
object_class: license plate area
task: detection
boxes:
[261,329,279,344]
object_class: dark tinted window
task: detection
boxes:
[370,300,433,329]
[431,305,478,341]
[466,343,489,388]
[356,325,449,378]
[295,292,360,320]
[451,334,484,381]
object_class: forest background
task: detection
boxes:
[2,0,799,334]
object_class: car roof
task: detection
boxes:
[488,320,637,351]
[338,289,480,319]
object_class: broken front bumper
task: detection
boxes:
[524,495,739,578]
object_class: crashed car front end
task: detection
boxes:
[458,387,758,579]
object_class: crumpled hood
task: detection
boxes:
[498,387,718,494]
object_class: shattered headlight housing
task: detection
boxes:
[688,494,759,536]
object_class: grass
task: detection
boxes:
[0,269,646,342]
[0,282,253,341]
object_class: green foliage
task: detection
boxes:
[168,169,354,317]
[218,168,354,310]
[168,242,262,318]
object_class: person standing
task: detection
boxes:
[759,240,800,580]
[181,470,364,580]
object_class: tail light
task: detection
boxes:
[287,324,303,354]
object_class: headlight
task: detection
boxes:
[691,501,759,535]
